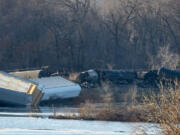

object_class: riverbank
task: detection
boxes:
[49,103,155,122]
[0,106,160,135]
[50,85,180,135]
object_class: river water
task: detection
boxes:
[0,107,161,135]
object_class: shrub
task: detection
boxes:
[145,82,180,135]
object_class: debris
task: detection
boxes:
[77,69,99,88]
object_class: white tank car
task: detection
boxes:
[31,76,81,101]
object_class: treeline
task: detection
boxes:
[0,0,179,72]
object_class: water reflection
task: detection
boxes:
[0,106,78,117]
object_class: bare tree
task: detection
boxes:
[149,45,179,70]
[0,0,179,71]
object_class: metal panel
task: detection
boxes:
[0,71,36,93]
[32,76,81,101]
[32,76,77,89]
[0,88,32,106]
[0,71,43,107]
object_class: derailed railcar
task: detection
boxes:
[0,71,43,107]
[32,76,81,101]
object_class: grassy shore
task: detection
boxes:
[49,81,180,134]
[49,103,155,122]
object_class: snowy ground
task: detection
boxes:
[0,107,161,135]
[0,116,161,135]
